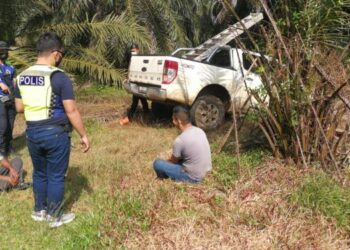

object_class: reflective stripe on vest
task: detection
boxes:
[17,65,63,122]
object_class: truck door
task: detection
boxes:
[207,47,241,93]
[231,49,262,88]
[241,51,263,90]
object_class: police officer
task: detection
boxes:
[0,41,20,189]
[15,32,90,228]
[119,43,149,125]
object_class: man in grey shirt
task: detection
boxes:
[153,106,212,183]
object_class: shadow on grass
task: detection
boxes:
[12,133,27,153]
[207,116,270,154]
[129,109,173,128]
[64,166,93,211]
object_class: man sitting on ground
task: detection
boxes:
[0,157,31,191]
[153,106,212,183]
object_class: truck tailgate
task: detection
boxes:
[128,56,166,86]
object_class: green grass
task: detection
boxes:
[77,85,125,97]
[212,148,267,188]
[1,86,350,249]
[291,171,350,231]
[0,192,103,249]
[76,85,127,104]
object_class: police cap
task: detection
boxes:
[0,41,10,51]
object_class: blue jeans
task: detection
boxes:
[26,126,70,216]
[153,159,199,183]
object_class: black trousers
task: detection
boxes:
[127,95,149,119]
[0,101,16,158]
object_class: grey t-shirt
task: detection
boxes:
[173,126,212,181]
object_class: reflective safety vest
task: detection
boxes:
[17,65,63,122]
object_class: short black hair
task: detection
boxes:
[173,105,190,124]
[130,43,139,50]
[36,32,64,53]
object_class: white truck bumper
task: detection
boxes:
[123,81,167,102]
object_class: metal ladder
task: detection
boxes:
[185,12,264,61]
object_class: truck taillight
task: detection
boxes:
[162,60,178,84]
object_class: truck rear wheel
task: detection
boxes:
[190,95,225,130]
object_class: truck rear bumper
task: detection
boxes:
[123,81,167,102]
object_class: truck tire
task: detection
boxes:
[190,95,225,130]
[151,102,173,120]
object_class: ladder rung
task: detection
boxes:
[195,49,206,53]
[203,44,214,48]
[186,54,199,59]
[243,17,251,22]
[203,41,215,45]
[212,37,222,41]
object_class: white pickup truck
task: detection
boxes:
[124,13,264,130]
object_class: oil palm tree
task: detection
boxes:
[10,0,151,85]
[9,0,241,85]
[123,0,221,52]
[0,0,21,42]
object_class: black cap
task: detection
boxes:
[130,43,139,50]
[0,41,10,51]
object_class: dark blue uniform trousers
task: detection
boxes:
[0,101,16,157]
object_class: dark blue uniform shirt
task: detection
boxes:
[0,63,16,96]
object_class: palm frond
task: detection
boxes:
[61,56,126,86]
[89,13,151,48]
[157,0,191,47]
[35,13,151,51]
[74,46,112,67]
[10,46,127,86]
[8,48,36,72]
[9,0,222,85]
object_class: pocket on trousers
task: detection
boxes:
[26,127,66,144]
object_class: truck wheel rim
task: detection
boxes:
[197,102,219,127]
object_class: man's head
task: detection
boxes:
[130,43,139,55]
[0,41,10,62]
[36,32,65,67]
[172,105,191,129]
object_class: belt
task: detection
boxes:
[27,124,72,133]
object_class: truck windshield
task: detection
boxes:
[209,49,231,68]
